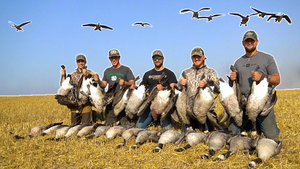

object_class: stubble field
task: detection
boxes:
[0,90,299,168]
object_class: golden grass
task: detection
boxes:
[1,90,300,168]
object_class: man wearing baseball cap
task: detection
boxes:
[177,47,220,132]
[136,49,177,129]
[229,30,281,139]
[94,49,135,126]
[59,53,95,126]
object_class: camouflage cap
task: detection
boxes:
[243,30,258,41]
[191,47,205,57]
[76,54,86,61]
[109,49,121,58]
[152,49,164,57]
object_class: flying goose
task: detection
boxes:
[250,7,278,18]
[82,22,113,31]
[198,14,225,22]
[132,22,152,27]
[180,7,211,19]
[228,12,258,26]
[267,13,292,24]
[8,21,31,32]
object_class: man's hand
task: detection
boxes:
[180,77,188,86]
[119,78,125,86]
[198,79,207,88]
[94,73,100,81]
[230,70,237,81]
[157,84,164,90]
[60,69,66,75]
[130,84,137,90]
[251,71,262,82]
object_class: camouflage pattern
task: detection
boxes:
[177,65,219,116]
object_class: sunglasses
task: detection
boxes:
[76,60,85,63]
[152,56,163,61]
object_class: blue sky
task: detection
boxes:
[0,0,299,95]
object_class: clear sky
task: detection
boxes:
[1,0,299,95]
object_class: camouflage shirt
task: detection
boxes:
[60,68,95,86]
[177,65,219,99]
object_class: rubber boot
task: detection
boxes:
[71,112,81,127]
[82,112,92,125]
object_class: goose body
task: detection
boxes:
[125,85,146,119]
[57,75,72,96]
[89,83,105,116]
[193,87,214,125]
[229,12,257,26]
[54,125,70,140]
[180,8,211,19]
[132,130,160,149]
[150,89,171,121]
[64,125,82,138]
[153,130,181,152]
[8,21,31,32]
[267,13,292,24]
[29,122,63,136]
[175,88,190,124]
[94,126,111,137]
[82,22,113,31]
[113,88,130,116]
[132,22,152,27]
[117,128,144,148]
[198,14,225,22]
[42,123,64,136]
[78,76,92,105]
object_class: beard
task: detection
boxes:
[154,62,163,69]
[245,46,256,53]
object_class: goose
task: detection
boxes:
[42,123,64,136]
[116,128,144,148]
[228,12,257,26]
[77,123,102,138]
[248,137,282,168]
[213,134,252,161]
[131,130,160,149]
[198,14,225,22]
[160,89,180,123]
[180,8,211,19]
[89,81,106,121]
[201,130,233,159]
[105,124,135,139]
[267,13,292,24]
[132,22,152,27]
[152,129,181,153]
[64,125,82,138]
[10,122,63,139]
[250,7,278,19]
[57,74,73,96]
[193,74,216,132]
[49,125,71,141]
[125,83,147,119]
[82,22,113,31]
[8,21,31,32]
[216,77,244,133]
[78,75,93,105]
[246,66,277,136]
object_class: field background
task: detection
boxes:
[0,90,299,168]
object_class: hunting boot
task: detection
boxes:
[82,112,92,125]
[71,112,81,127]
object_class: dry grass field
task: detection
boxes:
[0,90,299,168]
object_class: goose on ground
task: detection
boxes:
[116,128,144,148]
[131,130,161,149]
[152,129,181,153]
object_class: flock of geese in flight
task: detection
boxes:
[8,6,292,32]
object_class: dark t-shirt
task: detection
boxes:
[142,67,177,92]
[102,65,135,91]
[234,51,279,96]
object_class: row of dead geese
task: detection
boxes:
[180,6,292,26]
[10,121,282,168]
[56,65,277,137]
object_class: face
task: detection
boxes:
[243,38,259,53]
[76,59,86,69]
[109,56,120,67]
[152,55,164,68]
[192,55,205,68]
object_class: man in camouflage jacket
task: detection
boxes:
[60,54,95,126]
[177,47,219,131]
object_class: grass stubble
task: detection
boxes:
[0,90,299,168]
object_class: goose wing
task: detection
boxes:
[198,7,211,12]
[180,9,194,13]
[132,22,142,26]
[283,14,292,24]
[229,13,244,18]
[100,25,113,30]
[197,16,209,19]
[211,14,225,17]
[250,7,263,14]
[266,14,276,22]
[82,23,97,27]
[144,22,152,27]
[19,21,31,27]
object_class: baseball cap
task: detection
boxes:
[109,49,121,58]
[152,50,163,57]
[191,47,205,57]
[76,54,86,61]
[243,30,258,41]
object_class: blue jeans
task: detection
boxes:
[228,108,280,139]
[136,105,172,129]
